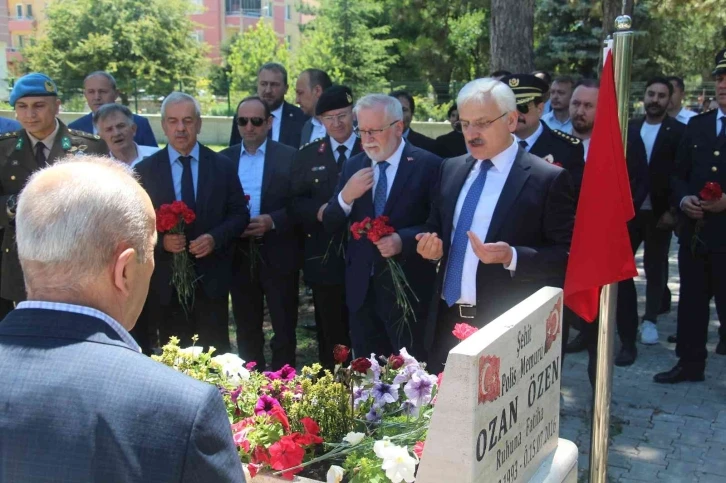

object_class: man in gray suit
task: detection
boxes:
[295,68,332,146]
[0,156,244,483]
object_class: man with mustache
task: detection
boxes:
[94,103,159,167]
[415,78,576,372]
[614,77,685,366]
[322,94,441,360]
[569,79,599,159]
[229,63,308,148]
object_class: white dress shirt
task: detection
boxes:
[674,107,697,125]
[717,108,725,137]
[27,119,60,160]
[516,122,544,152]
[639,122,661,210]
[111,143,159,168]
[582,138,591,161]
[270,104,284,142]
[338,139,406,215]
[310,117,327,142]
[329,132,357,164]
[446,138,519,305]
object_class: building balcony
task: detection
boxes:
[6,48,24,63]
[8,17,36,32]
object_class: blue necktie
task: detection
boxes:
[719,118,726,140]
[442,160,494,307]
[373,161,390,217]
[179,155,196,212]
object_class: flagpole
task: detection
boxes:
[589,15,634,483]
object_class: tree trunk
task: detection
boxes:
[489,0,535,74]
[601,0,634,40]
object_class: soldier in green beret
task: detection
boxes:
[0,73,108,305]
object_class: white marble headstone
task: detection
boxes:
[417,287,565,483]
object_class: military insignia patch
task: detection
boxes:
[10,160,18,166]
[346,93,353,103]
[509,78,520,88]
[318,142,326,154]
[61,136,72,150]
[544,154,555,163]
[14,137,23,151]
[44,81,55,93]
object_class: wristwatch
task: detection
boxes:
[6,195,17,219]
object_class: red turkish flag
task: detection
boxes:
[563,51,638,322]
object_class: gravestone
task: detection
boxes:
[417,287,577,483]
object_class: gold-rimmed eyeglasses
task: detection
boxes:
[354,120,400,138]
[456,112,508,131]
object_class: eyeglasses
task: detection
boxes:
[320,112,351,123]
[516,104,530,114]
[237,116,267,127]
[354,120,400,138]
[456,112,508,131]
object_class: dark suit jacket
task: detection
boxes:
[422,148,575,348]
[220,140,299,275]
[434,129,467,159]
[300,118,314,147]
[529,121,585,199]
[672,109,726,251]
[135,144,249,303]
[229,101,309,148]
[69,112,158,147]
[0,308,244,483]
[627,116,685,217]
[291,136,362,285]
[323,141,442,314]
[406,129,438,154]
[0,120,108,302]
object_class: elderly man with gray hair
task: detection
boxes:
[322,93,442,360]
[94,103,159,167]
[0,156,245,482]
[134,92,249,354]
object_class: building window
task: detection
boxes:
[285,4,291,20]
[265,2,272,17]
[191,30,204,42]
[17,35,25,48]
[286,35,292,50]
[16,5,22,18]
[26,4,32,18]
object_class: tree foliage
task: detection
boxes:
[22,0,206,99]
[227,21,291,93]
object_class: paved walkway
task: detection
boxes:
[560,237,726,482]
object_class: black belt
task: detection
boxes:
[443,301,476,319]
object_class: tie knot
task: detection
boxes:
[336,145,347,154]
[377,161,390,172]
[35,142,45,152]
[482,159,494,170]
[518,140,528,149]
[179,155,192,168]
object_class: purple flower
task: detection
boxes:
[263,364,296,382]
[368,353,382,380]
[263,370,281,381]
[231,386,242,403]
[398,348,420,368]
[353,386,370,409]
[401,400,420,417]
[371,381,399,407]
[254,394,281,415]
[404,371,437,406]
[393,364,421,385]
[366,405,383,422]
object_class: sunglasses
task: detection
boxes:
[237,116,267,127]
[516,104,530,114]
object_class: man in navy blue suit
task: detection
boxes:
[69,71,158,147]
[323,94,441,360]
[0,156,244,482]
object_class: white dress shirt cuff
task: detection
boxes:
[337,192,353,216]
[504,247,517,273]
[679,196,689,210]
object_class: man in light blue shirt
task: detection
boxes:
[542,76,575,133]
[0,117,21,134]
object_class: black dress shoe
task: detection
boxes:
[653,364,705,384]
[614,345,637,366]
[667,334,677,344]
[566,332,587,353]
[716,340,726,355]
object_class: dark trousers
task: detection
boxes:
[136,288,230,354]
[675,245,726,368]
[311,283,350,369]
[617,210,672,346]
[231,242,298,370]
[427,300,470,374]
[349,277,427,362]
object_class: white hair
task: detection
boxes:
[457,78,517,114]
[161,91,201,120]
[16,156,155,292]
[354,94,403,123]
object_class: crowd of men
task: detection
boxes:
[0,49,725,386]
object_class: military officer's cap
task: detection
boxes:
[500,74,549,105]
[713,48,726,76]
[9,73,58,107]
[316,85,354,116]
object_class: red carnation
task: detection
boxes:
[333,344,350,364]
[245,194,251,202]
[351,357,372,374]
[269,435,305,479]
[388,354,405,370]
[182,208,196,224]
[169,200,186,215]
[413,440,425,459]
[699,181,723,201]
[367,216,395,242]
[452,322,479,341]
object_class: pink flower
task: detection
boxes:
[254,394,281,415]
[452,322,479,341]
[413,441,425,459]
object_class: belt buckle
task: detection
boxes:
[459,304,476,319]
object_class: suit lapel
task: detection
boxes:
[196,145,213,216]
[261,142,277,211]
[383,142,416,216]
[14,132,37,172]
[278,102,290,145]
[156,147,176,204]
[47,121,71,164]
[651,118,672,167]
[485,149,531,243]
[359,155,375,217]
[443,156,477,247]
[351,138,363,157]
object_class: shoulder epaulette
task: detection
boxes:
[552,129,581,145]
[0,131,20,140]
[68,129,102,140]
[693,108,716,118]
[299,137,324,151]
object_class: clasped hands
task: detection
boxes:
[163,233,215,258]
[415,232,513,266]
[681,194,726,220]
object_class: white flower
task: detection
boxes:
[343,432,365,446]
[373,438,396,459]
[211,353,250,384]
[179,346,203,358]
[398,348,420,368]
[380,445,417,483]
[326,465,345,483]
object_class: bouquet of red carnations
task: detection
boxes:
[692,181,723,255]
[156,200,197,315]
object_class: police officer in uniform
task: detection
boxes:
[502,73,585,199]
[0,73,107,306]
[290,86,361,369]
[654,49,726,383]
